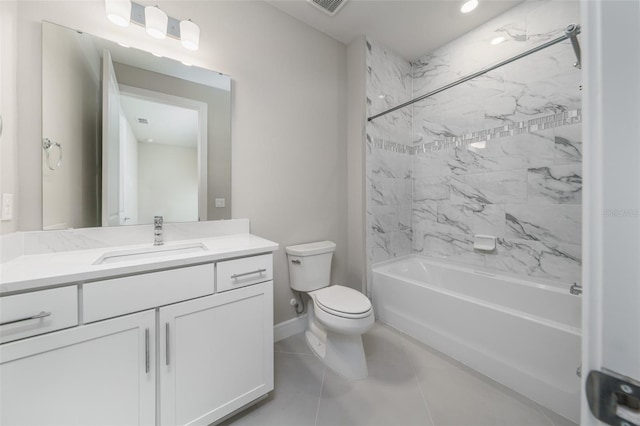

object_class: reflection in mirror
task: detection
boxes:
[41,22,231,230]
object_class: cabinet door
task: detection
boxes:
[0,310,156,426]
[159,281,273,426]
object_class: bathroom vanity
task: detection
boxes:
[0,230,277,426]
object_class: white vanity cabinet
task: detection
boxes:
[0,249,275,426]
[0,310,156,426]
[159,281,273,426]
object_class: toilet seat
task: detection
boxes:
[311,285,372,319]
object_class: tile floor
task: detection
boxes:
[221,323,577,426]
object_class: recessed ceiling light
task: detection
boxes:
[491,36,506,45]
[460,0,478,13]
[378,94,386,99]
[145,138,154,143]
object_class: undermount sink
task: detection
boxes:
[93,243,208,265]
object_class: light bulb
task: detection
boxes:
[145,6,168,39]
[105,0,131,27]
[180,20,200,51]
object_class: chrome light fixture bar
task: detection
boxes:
[105,0,200,50]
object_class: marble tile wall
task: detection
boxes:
[366,0,582,285]
[366,40,413,266]
[411,0,582,284]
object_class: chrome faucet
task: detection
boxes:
[569,282,582,296]
[154,216,164,246]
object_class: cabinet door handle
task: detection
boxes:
[165,322,170,366]
[231,268,267,280]
[0,311,51,326]
[145,328,150,374]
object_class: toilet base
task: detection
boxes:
[305,306,369,381]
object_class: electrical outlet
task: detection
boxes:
[215,198,225,208]
[1,193,13,221]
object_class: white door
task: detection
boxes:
[582,0,640,424]
[102,49,123,226]
[159,282,274,426]
[0,310,156,425]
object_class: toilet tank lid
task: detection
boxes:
[285,241,336,256]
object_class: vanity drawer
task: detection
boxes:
[0,286,78,344]
[217,254,273,292]
[83,263,214,323]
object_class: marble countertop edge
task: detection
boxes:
[0,233,279,295]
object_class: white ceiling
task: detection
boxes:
[266,0,522,61]
[119,95,199,148]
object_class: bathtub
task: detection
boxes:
[372,255,581,423]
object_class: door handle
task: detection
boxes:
[165,322,170,366]
[144,328,150,374]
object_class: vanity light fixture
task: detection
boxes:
[105,0,132,27]
[145,5,168,39]
[460,0,478,13]
[105,0,200,51]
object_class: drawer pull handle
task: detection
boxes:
[0,311,52,326]
[231,268,267,280]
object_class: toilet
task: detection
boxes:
[286,241,374,380]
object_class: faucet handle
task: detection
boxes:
[154,216,163,227]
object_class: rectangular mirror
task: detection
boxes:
[41,22,231,230]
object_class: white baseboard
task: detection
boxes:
[274,314,307,342]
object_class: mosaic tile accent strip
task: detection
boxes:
[371,110,581,155]
[415,109,582,155]
[370,138,413,154]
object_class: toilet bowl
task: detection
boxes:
[286,241,374,380]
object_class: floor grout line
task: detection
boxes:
[313,366,326,426]
[399,333,437,426]
[273,350,316,356]
[536,405,558,426]
[414,370,436,426]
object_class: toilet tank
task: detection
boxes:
[286,241,336,292]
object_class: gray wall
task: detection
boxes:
[346,36,368,295]
[11,0,349,325]
[0,1,18,235]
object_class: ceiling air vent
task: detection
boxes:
[307,0,348,16]
[137,118,149,125]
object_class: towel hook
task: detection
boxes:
[42,138,63,171]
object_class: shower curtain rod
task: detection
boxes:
[367,24,582,122]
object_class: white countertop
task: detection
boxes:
[0,233,278,295]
